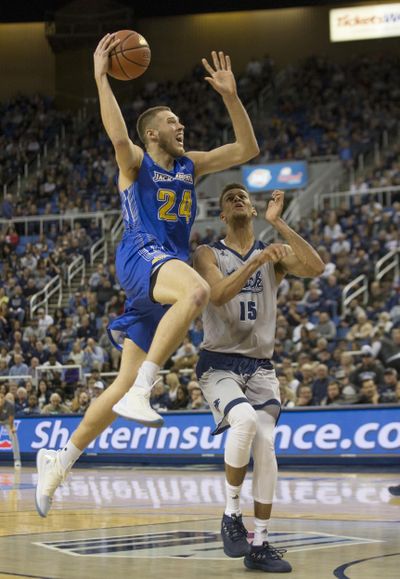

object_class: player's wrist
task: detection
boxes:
[222,91,239,104]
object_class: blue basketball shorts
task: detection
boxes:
[107,238,176,353]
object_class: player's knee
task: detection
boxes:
[191,279,210,309]
[229,403,258,437]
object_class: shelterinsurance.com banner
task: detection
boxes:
[1,407,399,459]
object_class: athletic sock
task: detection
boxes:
[134,361,160,394]
[59,440,82,472]
[224,481,242,516]
[253,517,269,546]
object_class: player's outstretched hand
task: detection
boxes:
[265,189,285,224]
[259,243,291,265]
[202,51,237,97]
[94,33,121,79]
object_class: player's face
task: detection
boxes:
[154,111,185,157]
[221,188,255,223]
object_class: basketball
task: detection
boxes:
[108,30,151,81]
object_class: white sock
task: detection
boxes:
[134,361,160,394]
[253,517,269,546]
[225,481,242,516]
[58,440,82,472]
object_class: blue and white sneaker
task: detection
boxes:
[221,513,251,557]
[244,542,292,573]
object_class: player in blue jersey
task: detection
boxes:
[35,33,259,517]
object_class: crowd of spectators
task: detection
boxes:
[2,53,400,223]
[0,53,399,415]
[0,186,398,415]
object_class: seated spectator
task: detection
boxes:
[346,312,375,342]
[71,391,90,414]
[320,382,346,406]
[14,386,29,415]
[338,352,356,376]
[0,359,9,376]
[150,381,170,411]
[37,308,54,336]
[311,364,331,405]
[23,394,40,415]
[296,363,315,387]
[315,312,337,342]
[335,369,358,403]
[82,338,105,373]
[331,233,351,256]
[292,313,315,343]
[41,392,72,414]
[8,286,27,323]
[278,376,295,408]
[379,368,399,403]
[37,379,51,409]
[350,345,385,390]
[172,337,198,371]
[69,340,85,366]
[356,378,380,405]
[188,386,208,410]
[169,386,189,410]
[9,354,29,378]
[89,380,105,405]
[295,385,315,407]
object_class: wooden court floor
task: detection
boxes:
[0,464,399,578]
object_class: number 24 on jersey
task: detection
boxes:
[157,189,192,224]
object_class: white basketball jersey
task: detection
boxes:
[201,240,278,359]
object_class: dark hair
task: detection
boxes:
[219,182,249,209]
[136,106,171,145]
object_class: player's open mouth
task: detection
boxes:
[176,134,184,144]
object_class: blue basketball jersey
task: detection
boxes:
[119,152,197,262]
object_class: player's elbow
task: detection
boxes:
[210,292,227,307]
[113,136,131,150]
[310,262,325,277]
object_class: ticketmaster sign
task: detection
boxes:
[0,407,398,462]
[330,4,400,42]
[241,162,308,192]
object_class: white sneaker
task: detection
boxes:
[35,449,67,518]
[112,386,164,427]
[14,461,21,469]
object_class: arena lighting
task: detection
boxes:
[330,3,400,42]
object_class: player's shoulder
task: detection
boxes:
[193,242,219,264]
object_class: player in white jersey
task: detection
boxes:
[194,183,324,573]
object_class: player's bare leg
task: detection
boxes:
[113,260,210,424]
[35,339,146,517]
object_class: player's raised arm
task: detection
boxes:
[186,51,259,178]
[266,190,325,279]
[194,243,289,307]
[94,33,143,184]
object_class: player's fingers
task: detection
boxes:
[211,51,221,70]
[202,58,214,75]
[107,38,121,52]
[98,33,111,49]
[103,33,117,51]
[225,55,232,70]
[219,51,226,70]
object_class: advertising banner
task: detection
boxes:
[241,162,308,193]
[330,4,400,42]
[1,407,399,461]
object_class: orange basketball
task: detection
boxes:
[108,30,151,81]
